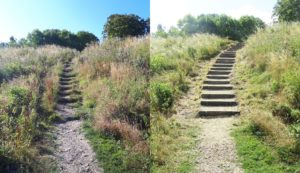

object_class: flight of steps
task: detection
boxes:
[199,45,241,116]
[56,59,82,122]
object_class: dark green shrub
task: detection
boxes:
[151,83,174,112]
[272,104,293,123]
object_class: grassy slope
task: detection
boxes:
[233,23,300,173]
[74,37,150,173]
[150,34,231,172]
[0,46,77,172]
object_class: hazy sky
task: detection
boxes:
[151,0,277,32]
[0,0,149,42]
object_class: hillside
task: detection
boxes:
[233,22,300,172]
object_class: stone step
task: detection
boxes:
[202,85,233,90]
[60,73,76,78]
[58,96,81,104]
[59,85,73,91]
[213,64,233,68]
[211,67,232,71]
[207,75,230,79]
[208,70,231,75]
[200,100,238,106]
[63,68,73,73]
[198,106,239,116]
[203,80,230,85]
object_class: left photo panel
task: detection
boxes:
[0,0,150,173]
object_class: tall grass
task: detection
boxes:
[74,36,150,173]
[150,34,231,172]
[234,22,300,172]
[0,45,77,172]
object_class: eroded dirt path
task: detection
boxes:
[54,59,102,173]
[195,117,242,173]
[55,121,102,173]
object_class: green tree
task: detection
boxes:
[273,0,300,22]
[76,31,99,50]
[27,29,44,46]
[103,14,148,38]
[154,24,168,38]
[8,36,17,47]
[239,16,265,38]
[178,14,199,35]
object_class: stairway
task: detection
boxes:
[56,59,82,121]
[199,45,241,116]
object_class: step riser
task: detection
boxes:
[203,81,230,85]
[211,68,232,71]
[201,94,235,99]
[213,64,233,68]
[216,60,235,63]
[198,111,240,116]
[201,101,238,106]
[220,54,235,57]
[202,86,233,90]
[207,76,230,79]
[208,71,231,75]
[59,86,72,90]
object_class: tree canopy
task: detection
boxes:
[26,29,98,51]
[176,14,265,40]
[273,0,300,22]
[103,14,149,38]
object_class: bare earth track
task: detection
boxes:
[54,59,102,173]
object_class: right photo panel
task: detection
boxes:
[150,0,300,172]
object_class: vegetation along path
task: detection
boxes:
[197,45,243,173]
[54,59,102,173]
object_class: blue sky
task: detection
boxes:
[151,0,277,32]
[0,0,149,42]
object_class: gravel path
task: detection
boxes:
[196,117,243,173]
[55,120,102,173]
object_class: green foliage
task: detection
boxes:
[151,83,174,112]
[103,14,149,38]
[27,29,98,50]
[232,125,300,173]
[83,121,149,173]
[177,14,265,40]
[273,0,300,22]
[150,55,177,74]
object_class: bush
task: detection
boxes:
[151,83,174,112]
[150,55,177,74]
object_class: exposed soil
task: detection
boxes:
[54,60,102,173]
[54,121,102,173]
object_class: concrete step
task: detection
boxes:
[216,59,235,64]
[201,93,236,99]
[220,53,236,57]
[213,64,233,68]
[211,67,232,71]
[200,100,238,106]
[207,75,230,79]
[208,70,231,75]
[202,85,233,90]
[199,106,239,116]
[203,80,230,85]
